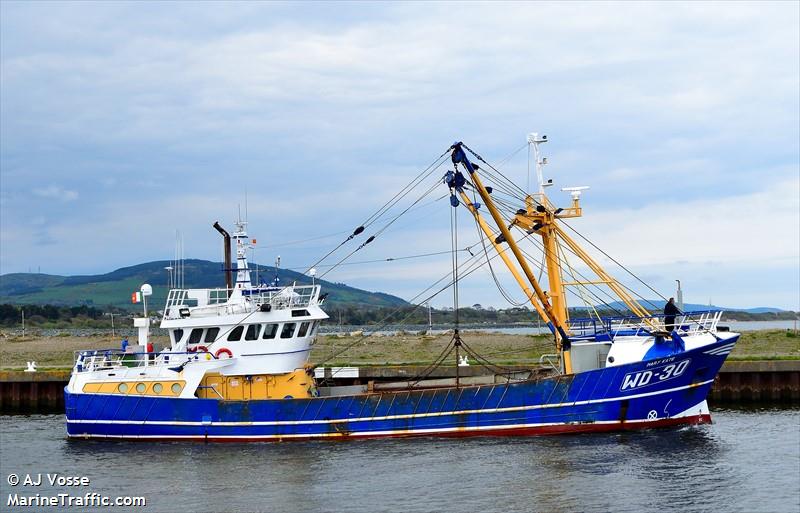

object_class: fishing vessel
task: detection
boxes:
[65,138,739,440]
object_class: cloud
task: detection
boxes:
[31,185,78,201]
[1,1,798,310]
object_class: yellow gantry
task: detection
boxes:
[462,170,574,374]
[454,145,649,374]
[457,190,550,323]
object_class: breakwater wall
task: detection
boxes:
[1,361,798,413]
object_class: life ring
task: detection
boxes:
[188,345,209,354]
[215,348,233,359]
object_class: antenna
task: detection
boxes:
[173,230,185,289]
[527,132,549,194]
[561,186,590,200]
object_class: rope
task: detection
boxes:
[317,179,442,279]
[304,148,451,274]
[289,247,477,270]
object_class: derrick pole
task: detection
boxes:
[451,144,573,373]
[457,190,550,323]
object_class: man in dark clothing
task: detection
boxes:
[664,297,682,332]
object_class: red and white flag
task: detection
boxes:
[131,292,142,304]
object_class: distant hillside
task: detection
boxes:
[0,260,408,310]
[599,300,786,314]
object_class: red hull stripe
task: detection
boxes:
[67,413,712,442]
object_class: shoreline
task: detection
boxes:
[1,328,797,371]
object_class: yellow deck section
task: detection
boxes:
[197,369,314,400]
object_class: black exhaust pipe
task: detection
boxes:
[212,222,232,296]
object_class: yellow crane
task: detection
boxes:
[447,140,653,374]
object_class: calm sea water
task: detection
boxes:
[1,407,798,513]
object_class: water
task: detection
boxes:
[1,408,798,513]
[329,319,799,337]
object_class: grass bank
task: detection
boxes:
[0,329,797,371]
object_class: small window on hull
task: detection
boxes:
[227,325,244,341]
[298,322,310,337]
[245,324,260,341]
[262,324,278,339]
[188,328,203,344]
[172,329,184,343]
[281,323,296,339]
[204,327,220,344]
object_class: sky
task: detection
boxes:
[1,1,798,311]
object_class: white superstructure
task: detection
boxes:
[67,219,328,397]
[161,219,328,375]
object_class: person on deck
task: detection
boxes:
[664,297,682,332]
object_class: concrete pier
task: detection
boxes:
[711,361,800,403]
[1,361,798,413]
[0,370,70,413]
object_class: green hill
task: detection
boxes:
[0,260,408,311]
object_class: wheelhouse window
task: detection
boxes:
[245,324,260,341]
[172,329,184,343]
[297,322,311,337]
[204,327,220,344]
[227,326,244,341]
[280,323,296,339]
[188,328,203,344]
[310,322,319,335]
[262,324,278,340]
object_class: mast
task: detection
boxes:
[450,137,655,373]
[450,143,574,373]
[229,217,253,298]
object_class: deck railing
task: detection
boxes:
[72,349,216,373]
[163,284,320,318]
[567,310,725,338]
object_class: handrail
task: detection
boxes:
[567,310,724,338]
[72,349,218,373]
[568,309,722,325]
[164,284,320,315]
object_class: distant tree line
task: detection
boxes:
[0,304,128,328]
[0,303,796,329]
[323,305,799,327]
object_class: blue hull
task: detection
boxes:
[65,337,736,440]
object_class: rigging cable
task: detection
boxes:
[511,225,627,316]
[468,186,529,308]
[460,144,664,312]
[289,247,478,270]
[528,223,659,312]
[312,227,542,369]
[317,179,442,280]
[475,146,666,308]
[304,148,451,274]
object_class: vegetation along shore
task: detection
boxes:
[1,328,797,370]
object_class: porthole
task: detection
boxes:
[118,383,128,393]
[135,383,146,393]
[171,383,183,394]
[152,383,163,394]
